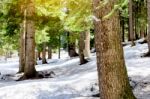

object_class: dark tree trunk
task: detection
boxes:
[48,46,52,59]
[67,32,78,57]
[93,0,136,99]
[42,42,47,64]
[68,43,78,57]
[79,32,88,65]
[38,51,42,60]
[127,18,130,41]
[120,16,125,42]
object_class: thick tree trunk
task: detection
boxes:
[93,0,136,99]
[129,0,135,46]
[84,31,91,58]
[23,0,37,78]
[79,32,88,65]
[42,42,47,64]
[48,46,52,59]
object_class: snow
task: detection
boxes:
[0,42,150,99]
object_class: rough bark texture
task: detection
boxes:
[42,42,47,64]
[24,0,37,78]
[84,31,91,58]
[48,46,52,59]
[93,0,136,99]
[79,32,88,65]
[129,0,135,46]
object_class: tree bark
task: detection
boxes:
[146,0,150,55]
[42,42,47,64]
[18,23,25,73]
[37,51,42,60]
[48,46,52,59]
[129,0,135,46]
[67,32,78,57]
[84,31,91,58]
[23,0,37,78]
[79,32,88,65]
[93,0,136,99]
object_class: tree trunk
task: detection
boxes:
[129,0,135,46]
[93,0,136,99]
[146,0,150,55]
[23,0,37,78]
[84,31,91,58]
[120,16,125,42]
[18,23,25,73]
[67,32,78,57]
[140,30,145,39]
[37,51,42,60]
[42,42,47,64]
[79,32,88,65]
[48,46,52,59]
[128,18,131,41]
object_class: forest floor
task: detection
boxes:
[0,40,150,99]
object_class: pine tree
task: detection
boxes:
[93,0,136,98]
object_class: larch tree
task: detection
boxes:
[18,19,26,73]
[42,42,47,64]
[93,0,136,99]
[129,0,135,46]
[23,0,37,79]
[79,32,88,65]
[84,31,91,58]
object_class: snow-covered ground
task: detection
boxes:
[0,42,150,99]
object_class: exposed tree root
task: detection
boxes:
[16,72,43,81]
[80,59,88,65]
[141,51,150,57]
[139,39,147,44]
[16,71,55,81]
[92,93,100,97]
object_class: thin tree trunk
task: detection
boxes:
[93,0,136,99]
[84,31,91,58]
[128,18,131,41]
[48,46,52,59]
[38,51,42,60]
[145,0,150,56]
[79,32,88,65]
[58,35,61,59]
[42,42,47,64]
[120,16,125,42]
[129,0,135,46]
